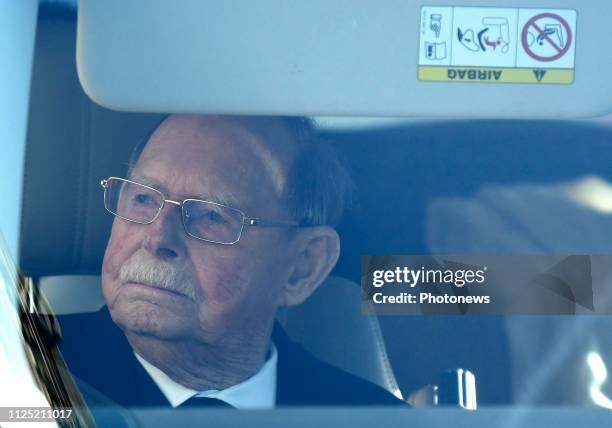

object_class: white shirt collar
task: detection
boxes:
[134,344,277,409]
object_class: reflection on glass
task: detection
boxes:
[587,351,612,409]
[0,231,57,424]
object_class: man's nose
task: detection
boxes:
[142,201,186,260]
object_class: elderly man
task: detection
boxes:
[60,115,401,409]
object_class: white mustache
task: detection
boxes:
[119,249,197,300]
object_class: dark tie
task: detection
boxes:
[181,396,234,408]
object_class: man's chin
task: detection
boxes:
[109,299,195,340]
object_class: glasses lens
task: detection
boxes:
[104,178,163,224]
[183,200,244,244]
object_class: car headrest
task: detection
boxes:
[19,12,163,277]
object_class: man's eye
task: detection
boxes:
[203,209,227,224]
[188,208,227,225]
[134,193,155,205]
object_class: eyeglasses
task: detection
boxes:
[100,177,298,244]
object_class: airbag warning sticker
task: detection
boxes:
[418,7,577,84]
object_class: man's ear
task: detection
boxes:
[280,226,340,307]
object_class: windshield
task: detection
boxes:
[3,2,612,428]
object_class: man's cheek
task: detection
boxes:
[102,240,123,276]
[197,261,251,303]
[194,262,256,326]
[103,226,138,276]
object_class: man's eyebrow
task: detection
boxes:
[127,173,239,208]
[193,192,239,208]
[128,172,161,190]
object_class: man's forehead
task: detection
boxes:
[139,114,296,197]
[127,170,239,207]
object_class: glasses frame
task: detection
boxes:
[100,177,298,245]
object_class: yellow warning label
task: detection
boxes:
[418,66,574,84]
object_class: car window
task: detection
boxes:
[3,1,612,427]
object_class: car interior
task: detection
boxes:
[5,1,612,427]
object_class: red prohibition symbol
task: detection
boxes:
[521,12,572,62]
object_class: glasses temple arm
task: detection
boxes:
[244,217,299,227]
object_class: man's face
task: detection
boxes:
[101,115,297,344]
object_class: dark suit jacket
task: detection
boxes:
[58,308,402,408]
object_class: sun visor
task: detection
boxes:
[77,0,612,118]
